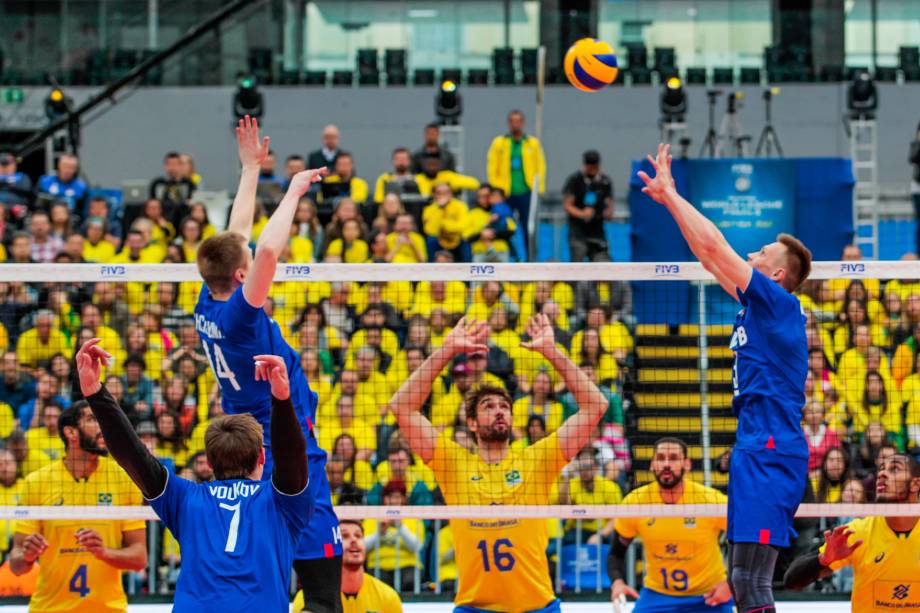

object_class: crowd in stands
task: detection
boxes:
[0,117,917,595]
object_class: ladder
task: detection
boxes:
[849,119,878,258]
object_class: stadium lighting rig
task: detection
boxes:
[435,79,462,125]
[233,75,264,120]
[847,70,877,120]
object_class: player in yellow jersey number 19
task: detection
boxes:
[389,315,609,613]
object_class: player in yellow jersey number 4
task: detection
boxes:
[389,314,609,613]
[785,453,920,611]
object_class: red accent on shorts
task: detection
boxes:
[759,529,771,545]
[324,543,334,558]
[306,417,314,431]
[765,436,775,449]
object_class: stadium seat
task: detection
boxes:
[332,70,354,86]
[247,47,274,85]
[303,70,327,86]
[819,65,844,82]
[653,47,676,77]
[685,67,707,85]
[739,67,761,84]
[440,68,462,84]
[357,48,380,86]
[467,69,489,86]
[712,67,734,85]
[493,48,516,85]
[521,48,538,84]
[875,66,898,82]
[413,68,435,86]
[384,49,407,85]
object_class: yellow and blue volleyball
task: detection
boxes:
[564,38,619,92]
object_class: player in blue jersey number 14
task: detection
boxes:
[639,143,813,613]
[194,116,343,613]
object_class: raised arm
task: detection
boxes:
[784,526,862,590]
[76,339,167,500]
[522,314,608,460]
[254,355,308,494]
[388,317,489,462]
[227,115,271,238]
[242,167,326,308]
[637,144,752,301]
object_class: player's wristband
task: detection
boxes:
[606,537,629,582]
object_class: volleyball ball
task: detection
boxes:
[564,38,619,92]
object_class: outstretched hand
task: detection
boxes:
[75,338,110,396]
[636,143,676,205]
[443,317,490,357]
[818,526,863,567]
[521,314,556,357]
[236,115,271,169]
[254,355,290,400]
[285,167,327,199]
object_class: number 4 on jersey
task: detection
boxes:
[69,564,90,597]
[202,341,241,391]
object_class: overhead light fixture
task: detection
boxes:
[44,87,72,123]
[847,70,877,119]
[435,80,462,125]
[659,76,687,121]
[233,75,264,120]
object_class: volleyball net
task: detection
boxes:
[0,261,918,595]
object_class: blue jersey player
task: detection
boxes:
[76,340,313,612]
[638,144,812,613]
[194,116,342,612]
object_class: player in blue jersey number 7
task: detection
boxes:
[76,340,313,612]
[194,116,342,613]
[638,144,813,613]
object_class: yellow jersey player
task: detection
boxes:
[293,520,402,613]
[785,453,920,611]
[604,437,733,612]
[9,401,146,613]
[389,315,609,613]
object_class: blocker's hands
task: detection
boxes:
[285,167,327,199]
[521,314,556,357]
[236,115,271,169]
[20,533,49,564]
[611,579,639,603]
[75,338,110,396]
[636,143,676,205]
[76,528,107,560]
[443,316,489,357]
[254,355,290,400]
[818,525,863,567]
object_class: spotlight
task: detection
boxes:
[659,76,687,121]
[44,88,72,123]
[435,80,462,125]
[847,71,877,119]
[233,75,264,120]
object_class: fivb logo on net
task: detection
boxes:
[283,264,312,279]
[839,262,867,277]
[100,264,127,278]
[654,264,681,277]
[469,264,497,278]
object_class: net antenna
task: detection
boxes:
[527,45,546,262]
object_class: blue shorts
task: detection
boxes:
[727,447,807,547]
[264,437,342,560]
[454,599,561,613]
[633,588,734,613]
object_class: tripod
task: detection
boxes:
[716,93,750,158]
[699,90,722,158]
[755,88,784,157]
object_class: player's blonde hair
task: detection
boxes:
[204,413,263,479]
[197,232,249,295]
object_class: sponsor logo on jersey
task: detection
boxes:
[470,475,483,481]
[683,517,696,528]
[504,469,522,486]
[875,551,886,563]
[97,492,113,505]
[893,584,911,601]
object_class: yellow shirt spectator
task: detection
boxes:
[15,321,71,369]
[82,239,117,263]
[560,474,623,533]
[415,170,480,196]
[385,231,428,263]
[324,174,370,204]
[487,132,547,196]
[326,238,369,263]
[423,195,468,250]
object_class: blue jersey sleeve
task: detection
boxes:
[221,286,264,339]
[737,268,796,322]
[271,478,315,539]
[147,471,195,538]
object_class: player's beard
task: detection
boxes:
[655,467,683,490]
[79,430,108,456]
[477,420,510,443]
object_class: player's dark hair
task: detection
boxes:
[339,519,364,532]
[888,453,920,479]
[777,233,812,292]
[464,385,513,422]
[392,147,410,157]
[204,413,263,480]
[653,436,688,459]
[164,151,181,161]
[58,401,90,447]
[197,232,249,295]
[286,154,304,163]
